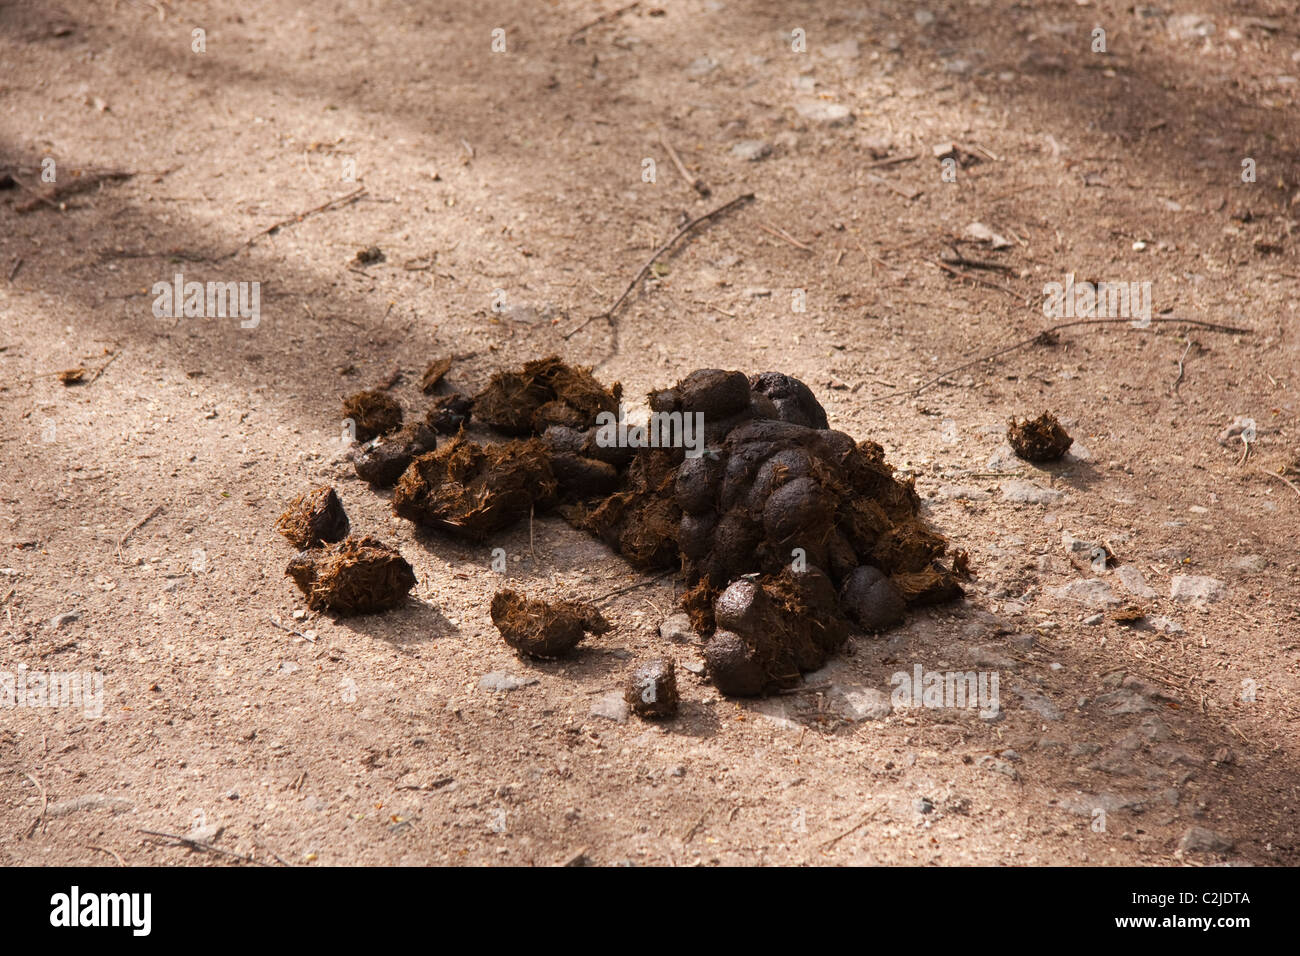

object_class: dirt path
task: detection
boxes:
[1,0,1298,866]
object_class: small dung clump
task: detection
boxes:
[624,658,680,719]
[1007,412,1073,462]
[473,356,622,436]
[424,393,473,434]
[702,569,850,696]
[342,388,403,443]
[286,534,416,615]
[489,589,611,658]
[391,437,557,540]
[353,421,437,488]
[275,486,350,549]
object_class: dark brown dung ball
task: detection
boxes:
[489,589,611,659]
[839,565,906,632]
[761,475,833,544]
[275,486,350,549]
[342,389,403,443]
[714,577,775,636]
[541,425,621,500]
[624,658,680,719]
[353,422,437,488]
[676,369,752,417]
[674,452,722,515]
[424,393,472,434]
[1007,412,1073,462]
[286,535,416,615]
[748,372,828,428]
[703,630,766,697]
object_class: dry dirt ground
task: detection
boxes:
[2,0,1299,867]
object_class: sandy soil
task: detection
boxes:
[2,0,1298,866]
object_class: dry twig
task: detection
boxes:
[138,828,273,866]
[658,129,710,197]
[569,1,640,42]
[903,317,1252,400]
[1255,467,1300,500]
[564,192,755,340]
[221,186,367,260]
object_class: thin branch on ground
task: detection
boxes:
[932,258,1026,301]
[85,844,126,866]
[658,128,709,197]
[220,186,368,260]
[138,828,274,866]
[862,152,919,170]
[23,772,47,838]
[1255,467,1300,500]
[593,569,676,604]
[899,317,1252,400]
[758,221,813,252]
[563,192,755,341]
[15,170,134,213]
[568,1,640,42]
[1171,338,1193,394]
[116,504,164,558]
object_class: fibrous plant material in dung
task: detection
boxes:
[285,534,416,615]
[342,388,403,442]
[391,436,557,539]
[624,658,680,719]
[489,589,611,658]
[353,421,437,488]
[275,486,350,549]
[1007,411,1073,462]
[473,355,622,436]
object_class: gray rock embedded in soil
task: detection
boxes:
[1178,827,1234,854]
[1002,481,1062,505]
[1018,690,1062,721]
[590,692,629,723]
[1170,575,1226,605]
[658,613,696,643]
[1048,579,1120,607]
[1116,566,1157,599]
[478,671,537,693]
[730,140,772,162]
[829,684,893,721]
[793,101,853,126]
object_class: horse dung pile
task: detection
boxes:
[277,358,967,701]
